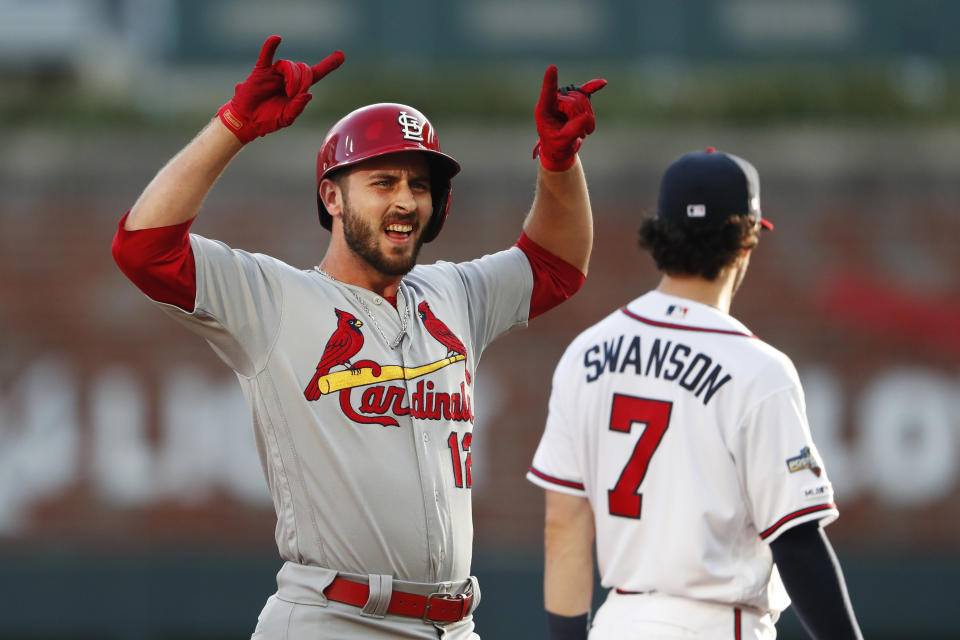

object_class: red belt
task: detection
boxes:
[323,576,473,623]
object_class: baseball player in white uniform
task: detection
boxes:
[111,35,605,639]
[527,150,863,640]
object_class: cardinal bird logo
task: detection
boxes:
[304,309,365,400]
[418,301,471,384]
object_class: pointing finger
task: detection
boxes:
[539,65,559,110]
[311,50,345,84]
[256,35,282,68]
[579,78,608,96]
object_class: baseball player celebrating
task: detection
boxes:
[111,35,605,639]
[527,150,863,639]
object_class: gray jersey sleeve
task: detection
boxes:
[155,234,284,377]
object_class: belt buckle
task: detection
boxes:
[422,591,468,623]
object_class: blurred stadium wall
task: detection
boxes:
[1,1,958,638]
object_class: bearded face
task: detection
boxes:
[341,190,426,276]
[333,152,433,277]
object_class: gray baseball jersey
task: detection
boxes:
[528,290,838,615]
[155,234,533,585]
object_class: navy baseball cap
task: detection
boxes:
[657,148,773,231]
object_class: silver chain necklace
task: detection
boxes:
[314,267,409,349]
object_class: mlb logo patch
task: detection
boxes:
[666,304,688,319]
[687,204,706,218]
[803,484,831,500]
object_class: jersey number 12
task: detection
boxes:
[448,431,472,488]
[607,394,673,518]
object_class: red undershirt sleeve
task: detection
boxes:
[514,232,586,320]
[111,211,197,312]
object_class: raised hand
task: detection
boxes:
[217,35,345,144]
[533,66,607,172]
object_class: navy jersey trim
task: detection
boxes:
[528,466,586,491]
[759,503,836,539]
[620,307,756,338]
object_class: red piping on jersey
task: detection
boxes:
[620,307,756,338]
[528,466,585,491]
[759,503,836,539]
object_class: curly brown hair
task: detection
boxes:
[638,215,760,280]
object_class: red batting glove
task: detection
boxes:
[533,66,607,172]
[217,35,345,144]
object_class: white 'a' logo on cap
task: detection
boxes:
[687,204,706,218]
[398,111,424,142]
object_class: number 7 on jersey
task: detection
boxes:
[607,394,673,518]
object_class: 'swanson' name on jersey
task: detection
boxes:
[583,335,731,405]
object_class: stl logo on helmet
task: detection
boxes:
[397,111,425,142]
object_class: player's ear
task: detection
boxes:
[319,178,343,218]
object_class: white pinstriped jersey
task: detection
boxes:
[155,234,533,584]
[527,290,838,614]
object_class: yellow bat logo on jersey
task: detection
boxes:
[312,355,465,395]
[786,447,822,477]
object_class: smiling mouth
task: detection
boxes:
[385,223,415,241]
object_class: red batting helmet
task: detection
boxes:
[316,103,461,243]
